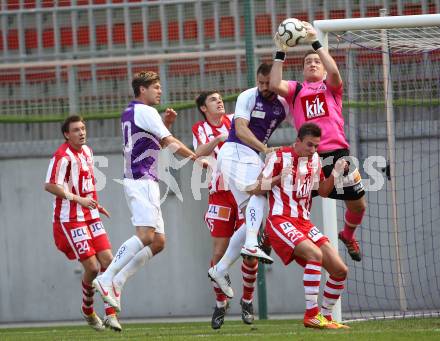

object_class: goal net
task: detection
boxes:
[317,13,440,321]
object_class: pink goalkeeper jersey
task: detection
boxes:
[286,80,349,153]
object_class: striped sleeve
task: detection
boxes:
[45,155,69,185]
[192,122,208,150]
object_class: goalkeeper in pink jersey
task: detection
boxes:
[269,21,367,262]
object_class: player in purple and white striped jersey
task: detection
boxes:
[208,63,292,297]
[94,71,199,314]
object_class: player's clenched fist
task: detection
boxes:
[332,158,348,178]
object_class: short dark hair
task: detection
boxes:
[61,115,85,140]
[132,71,160,97]
[256,63,272,76]
[303,50,319,66]
[297,123,321,140]
[195,90,219,118]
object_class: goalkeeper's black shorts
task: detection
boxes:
[313,148,365,201]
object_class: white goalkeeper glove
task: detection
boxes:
[300,21,318,44]
[274,32,289,52]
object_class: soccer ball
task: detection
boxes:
[277,18,307,47]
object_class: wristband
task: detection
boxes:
[312,40,323,51]
[274,51,286,62]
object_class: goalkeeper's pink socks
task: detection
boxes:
[342,209,365,241]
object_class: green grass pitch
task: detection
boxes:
[1,318,440,341]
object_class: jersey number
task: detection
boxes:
[122,121,133,151]
[206,219,214,232]
[76,241,90,255]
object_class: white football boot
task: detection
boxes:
[104,314,122,332]
[240,245,273,264]
[92,275,120,312]
[208,266,234,298]
[81,311,105,332]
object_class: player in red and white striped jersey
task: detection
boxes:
[250,123,349,329]
[44,116,121,332]
[193,91,258,330]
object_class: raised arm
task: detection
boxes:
[303,22,342,89]
[269,59,290,97]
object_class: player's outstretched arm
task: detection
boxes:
[270,36,290,97]
[161,135,198,161]
[302,22,342,89]
[195,133,228,157]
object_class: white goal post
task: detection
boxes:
[313,12,440,322]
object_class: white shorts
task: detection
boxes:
[216,142,264,208]
[123,178,165,234]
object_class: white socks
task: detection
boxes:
[244,195,266,248]
[101,235,144,282]
[214,224,246,276]
[113,246,153,289]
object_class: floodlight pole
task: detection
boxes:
[314,26,342,323]
[379,8,408,313]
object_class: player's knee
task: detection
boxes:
[356,200,367,212]
[307,247,323,263]
[150,236,166,255]
[333,263,349,279]
[97,250,113,268]
[349,199,367,213]
[137,232,155,246]
[84,263,100,278]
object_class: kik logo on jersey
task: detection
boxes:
[296,176,312,198]
[82,177,94,194]
[301,93,329,120]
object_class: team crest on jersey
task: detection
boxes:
[206,204,231,221]
[272,104,282,116]
[301,93,329,120]
[70,226,91,243]
[255,101,264,110]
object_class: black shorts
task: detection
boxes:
[317,149,365,201]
